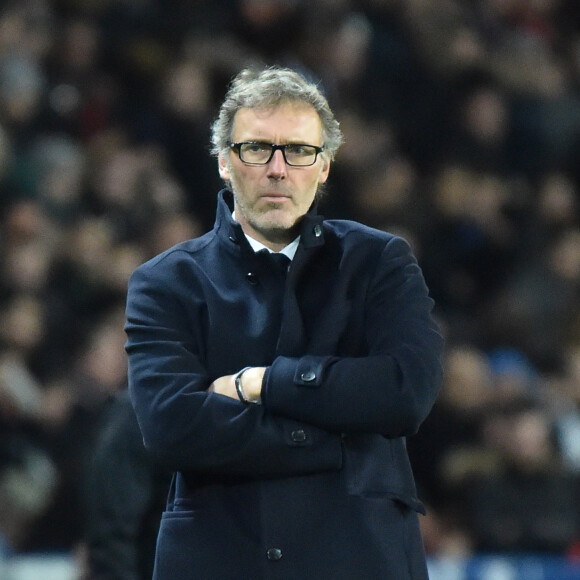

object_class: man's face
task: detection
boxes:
[218,101,330,249]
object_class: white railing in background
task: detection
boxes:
[1,552,580,580]
[428,554,580,580]
[0,553,76,580]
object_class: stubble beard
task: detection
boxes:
[230,178,302,245]
[238,196,299,245]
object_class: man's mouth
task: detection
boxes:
[260,192,290,202]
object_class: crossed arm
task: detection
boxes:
[208,367,265,404]
[125,236,444,475]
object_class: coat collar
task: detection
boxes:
[214,189,325,252]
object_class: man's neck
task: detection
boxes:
[244,232,299,259]
[232,210,299,255]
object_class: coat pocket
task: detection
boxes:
[342,433,425,513]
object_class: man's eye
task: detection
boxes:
[246,143,268,153]
[288,145,317,158]
[286,145,305,155]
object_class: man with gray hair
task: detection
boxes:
[125,65,444,579]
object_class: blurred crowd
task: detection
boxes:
[0,0,580,569]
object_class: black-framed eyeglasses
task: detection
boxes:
[230,142,324,167]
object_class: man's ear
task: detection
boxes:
[218,154,231,181]
[318,157,331,184]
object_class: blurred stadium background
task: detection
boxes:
[1,1,580,578]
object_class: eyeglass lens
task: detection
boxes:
[238,143,319,166]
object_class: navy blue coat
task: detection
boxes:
[125,190,444,579]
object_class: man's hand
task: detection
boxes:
[208,367,266,403]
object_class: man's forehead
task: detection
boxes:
[232,102,322,139]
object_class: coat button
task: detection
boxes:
[246,272,258,285]
[300,371,316,382]
[291,429,307,443]
[266,547,282,561]
[313,224,322,237]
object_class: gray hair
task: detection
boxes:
[210,66,343,161]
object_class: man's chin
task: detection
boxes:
[256,209,295,228]
[251,218,299,244]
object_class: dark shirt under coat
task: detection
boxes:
[125,189,444,579]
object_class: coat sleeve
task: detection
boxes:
[262,235,445,437]
[125,261,343,476]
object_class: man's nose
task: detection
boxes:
[266,149,287,178]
